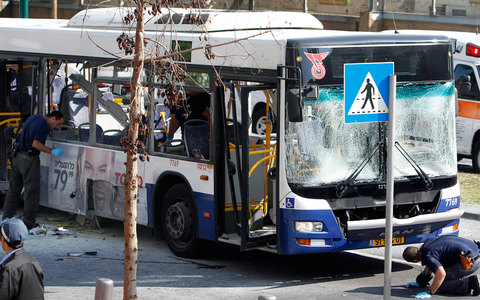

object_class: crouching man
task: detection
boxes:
[403,235,480,298]
[0,218,44,300]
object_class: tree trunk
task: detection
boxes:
[124,1,144,299]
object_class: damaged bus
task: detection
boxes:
[0,8,462,257]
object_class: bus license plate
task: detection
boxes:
[370,237,405,247]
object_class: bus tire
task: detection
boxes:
[160,183,201,258]
[473,141,480,173]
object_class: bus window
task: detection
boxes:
[95,82,128,147]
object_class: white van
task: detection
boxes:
[443,31,480,172]
[385,30,480,172]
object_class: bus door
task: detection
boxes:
[220,82,277,251]
[0,60,37,191]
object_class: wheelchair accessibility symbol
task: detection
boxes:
[286,198,295,209]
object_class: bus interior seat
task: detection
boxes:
[184,119,210,160]
[102,129,124,146]
[51,124,75,140]
[160,139,186,156]
[58,86,71,126]
[78,122,103,143]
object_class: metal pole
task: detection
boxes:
[19,0,28,18]
[431,0,436,15]
[304,0,308,12]
[248,0,254,10]
[383,74,396,300]
[51,0,57,19]
[94,278,114,300]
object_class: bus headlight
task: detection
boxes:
[295,221,324,232]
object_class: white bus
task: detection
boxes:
[0,8,462,257]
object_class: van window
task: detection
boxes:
[455,64,479,100]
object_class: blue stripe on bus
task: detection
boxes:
[146,183,154,227]
[436,196,460,213]
[279,207,460,254]
[279,208,346,255]
[193,191,215,240]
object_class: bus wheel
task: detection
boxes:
[160,183,201,258]
[473,141,480,173]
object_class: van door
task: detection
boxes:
[454,63,480,156]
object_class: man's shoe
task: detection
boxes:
[468,275,480,296]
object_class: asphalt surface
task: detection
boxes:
[0,158,478,299]
[0,200,473,300]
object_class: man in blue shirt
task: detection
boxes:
[2,111,65,230]
[403,235,480,298]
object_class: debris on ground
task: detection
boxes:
[53,227,73,235]
[29,225,47,235]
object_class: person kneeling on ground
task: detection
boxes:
[403,235,480,299]
[0,218,44,300]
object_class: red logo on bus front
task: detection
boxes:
[304,52,329,80]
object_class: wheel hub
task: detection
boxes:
[256,116,268,135]
[165,202,191,240]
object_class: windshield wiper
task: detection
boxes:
[336,142,382,198]
[394,142,433,190]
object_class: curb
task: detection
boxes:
[460,203,480,221]
[462,211,480,221]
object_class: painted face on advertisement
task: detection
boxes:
[83,149,114,181]
[92,180,114,215]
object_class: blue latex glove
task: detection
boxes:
[165,137,173,142]
[415,292,431,299]
[406,282,420,288]
[51,147,64,156]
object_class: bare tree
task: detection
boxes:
[118,1,145,299]
[115,2,270,298]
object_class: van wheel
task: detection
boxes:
[473,141,480,173]
[252,107,275,135]
[160,183,201,258]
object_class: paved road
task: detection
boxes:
[0,206,474,300]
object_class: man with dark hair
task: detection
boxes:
[403,235,480,298]
[166,91,210,140]
[2,111,65,230]
[0,218,44,299]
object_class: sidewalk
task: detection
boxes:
[460,203,480,221]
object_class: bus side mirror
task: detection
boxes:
[287,88,303,122]
[303,84,318,100]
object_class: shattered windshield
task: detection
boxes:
[285,82,456,187]
[285,44,456,187]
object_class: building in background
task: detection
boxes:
[1,0,480,32]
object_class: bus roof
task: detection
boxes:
[0,10,453,71]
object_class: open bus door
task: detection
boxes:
[219,82,277,251]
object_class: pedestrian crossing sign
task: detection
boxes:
[344,62,394,123]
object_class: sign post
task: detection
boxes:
[344,62,395,300]
[384,74,396,300]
